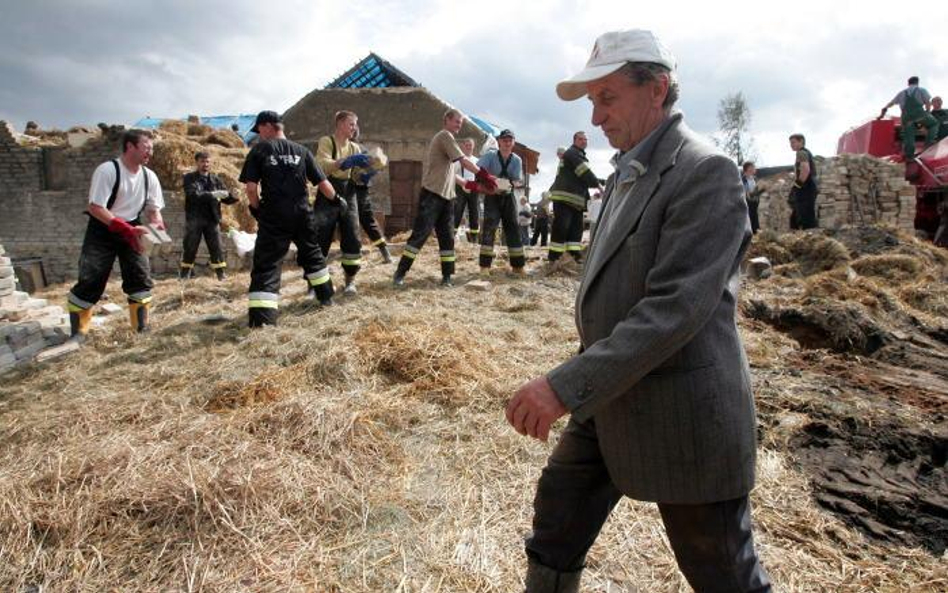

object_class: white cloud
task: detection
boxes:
[1,0,946,194]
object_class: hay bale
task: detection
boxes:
[781,232,851,275]
[187,123,213,137]
[203,130,244,149]
[150,136,205,190]
[158,119,188,136]
[851,254,925,283]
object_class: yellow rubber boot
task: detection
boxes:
[69,308,93,338]
[128,302,150,333]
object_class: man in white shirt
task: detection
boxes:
[67,129,165,337]
[453,137,480,242]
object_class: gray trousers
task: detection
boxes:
[526,417,772,593]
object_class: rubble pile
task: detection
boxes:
[0,244,72,373]
[758,154,917,233]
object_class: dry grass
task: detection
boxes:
[1,238,946,591]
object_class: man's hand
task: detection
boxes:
[878,107,888,120]
[505,376,568,442]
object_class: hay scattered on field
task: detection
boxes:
[2,234,946,591]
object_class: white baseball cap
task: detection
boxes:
[556,29,677,101]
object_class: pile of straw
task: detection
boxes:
[1,236,945,591]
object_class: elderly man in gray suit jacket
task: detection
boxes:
[505,30,772,593]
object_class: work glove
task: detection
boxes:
[108,218,146,253]
[475,167,498,193]
[463,180,481,193]
[358,170,378,185]
[339,153,372,170]
[211,190,230,201]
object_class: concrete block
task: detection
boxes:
[0,266,13,279]
[465,280,492,291]
[100,303,123,315]
[747,257,773,280]
[35,339,80,363]
[14,339,46,361]
[22,298,48,310]
[0,256,10,266]
[145,224,172,244]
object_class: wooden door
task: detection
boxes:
[387,160,423,236]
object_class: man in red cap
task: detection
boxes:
[506,29,772,592]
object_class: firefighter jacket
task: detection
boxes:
[183,171,235,224]
[549,145,600,211]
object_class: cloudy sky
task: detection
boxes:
[2,0,946,192]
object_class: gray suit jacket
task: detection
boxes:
[546,114,757,505]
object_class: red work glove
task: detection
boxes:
[108,218,145,253]
[463,180,481,193]
[476,167,498,193]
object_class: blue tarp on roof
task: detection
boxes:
[132,114,258,142]
[467,115,502,137]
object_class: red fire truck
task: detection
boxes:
[837,117,947,237]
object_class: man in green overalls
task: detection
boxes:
[930,96,948,141]
[880,76,939,158]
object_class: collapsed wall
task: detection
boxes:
[0,121,252,286]
[0,243,71,373]
[757,154,917,233]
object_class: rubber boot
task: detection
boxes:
[129,302,149,333]
[379,244,393,264]
[215,267,226,281]
[524,559,582,593]
[69,308,93,340]
[344,274,358,296]
[179,266,192,280]
[440,275,454,287]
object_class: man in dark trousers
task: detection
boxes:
[67,129,165,337]
[506,29,772,592]
[453,137,480,242]
[742,161,761,234]
[393,109,496,287]
[180,151,238,280]
[788,133,819,230]
[548,131,602,262]
[315,110,371,295]
[239,110,337,327]
[531,193,551,247]
[477,129,527,276]
[349,123,393,263]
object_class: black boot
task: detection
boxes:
[379,244,392,264]
[215,267,226,281]
[524,560,581,593]
[179,266,193,280]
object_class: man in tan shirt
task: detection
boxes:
[393,109,497,287]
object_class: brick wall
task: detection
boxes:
[0,122,238,287]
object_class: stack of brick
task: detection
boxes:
[757,154,917,233]
[0,243,72,373]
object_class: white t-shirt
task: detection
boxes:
[587,198,603,222]
[88,158,164,221]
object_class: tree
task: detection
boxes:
[717,92,755,165]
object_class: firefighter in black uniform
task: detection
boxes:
[548,131,602,262]
[239,111,336,327]
[349,123,392,263]
[315,110,371,295]
[180,151,238,280]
